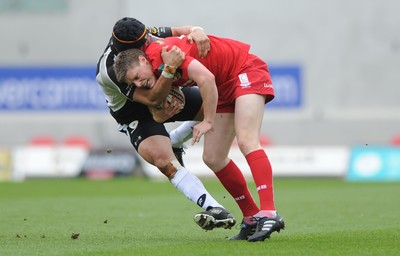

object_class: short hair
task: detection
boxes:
[113,48,147,84]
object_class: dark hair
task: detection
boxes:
[112,17,147,52]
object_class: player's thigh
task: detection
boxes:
[127,121,175,168]
[203,113,235,171]
[234,94,266,154]
[138,135,175,168]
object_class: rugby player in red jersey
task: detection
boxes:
[114,27,285,242]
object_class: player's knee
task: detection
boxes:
[236,137,260,155]
[202,153,220,171]
[159,160,182,180]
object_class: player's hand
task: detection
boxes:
[149,97,181,123]
[161,45,185,68]
[187,27,210,58]
[163,96,183,116]
[191,121,213,145]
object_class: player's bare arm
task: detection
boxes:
[149,95,183,123]
[186,60,218,144]
[132,25,209,106]
[132,46,185,107]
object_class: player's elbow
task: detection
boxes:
[147,98,164,108]
[201,73,215,85]
[207,74,216,85]
[153,115,166,123]
[143,93,165,107]
[197,73,215,87]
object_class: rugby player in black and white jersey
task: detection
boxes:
[96,17,236,231]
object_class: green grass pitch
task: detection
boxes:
[0,177,399,255]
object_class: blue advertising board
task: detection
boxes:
[0,65,302,111]
[268,66,302,108]
[347,146,400,181]
[0,67,106,111]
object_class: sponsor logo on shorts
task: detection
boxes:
[238,73,251,88]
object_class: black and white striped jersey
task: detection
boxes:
[95,27,173,123]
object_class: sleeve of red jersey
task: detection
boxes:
[146,42,195,82]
